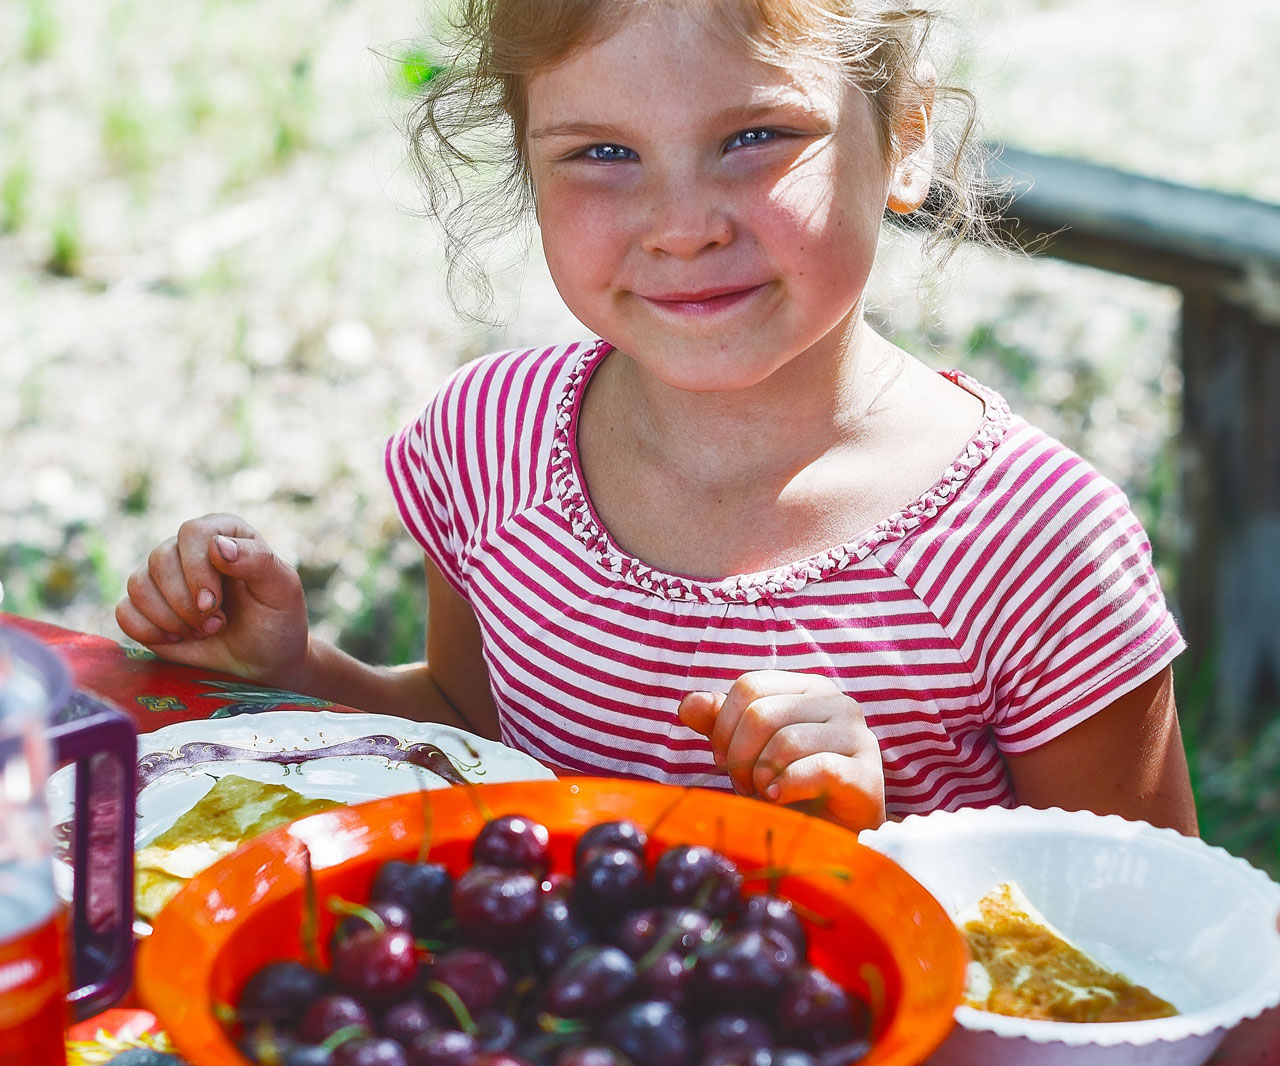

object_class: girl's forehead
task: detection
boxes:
[526,4,844,112]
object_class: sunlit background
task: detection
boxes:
[1,0,1277,870]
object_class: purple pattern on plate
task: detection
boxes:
[135,734,475,789]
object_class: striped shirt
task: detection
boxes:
[386,339,1184,816]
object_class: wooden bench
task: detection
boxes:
[984,148,1280,730]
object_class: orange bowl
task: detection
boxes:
[138,778,965,1065]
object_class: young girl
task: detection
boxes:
[115,0,1198,837]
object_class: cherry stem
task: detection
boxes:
[327,897,386,936]
[301,845,322,970]
[765,827,779,897]
[212,1001,239,1025]
[636,915,721,973]
[743,863,851,884]
[321,1023,373,1052]
[459,777,495,822]
[646,785,691,841]
[242,1023,285,1066]
[426,979,479,1035]
[537,1012,590,1035]
[416,774,435,865]
[859,961,887,1032]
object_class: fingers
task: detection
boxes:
[761,735,886,830]
[174,513,259,616]
[115,513,266,647]
[118,536,211,647]
[677,689,725,739]
[202,531,303,614]
[713,671,845,796]
[681,671,886,831]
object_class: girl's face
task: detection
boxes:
[525,6,896,395]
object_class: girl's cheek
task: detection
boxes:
[540,177,637,239]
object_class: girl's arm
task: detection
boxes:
[1003,666,1198,835]
[275,557,499,737]
[116,514,499,738]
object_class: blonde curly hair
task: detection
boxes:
[406,0,999,320]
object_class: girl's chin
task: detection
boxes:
[616,345,793,397]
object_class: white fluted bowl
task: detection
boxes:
[859,806,1280,1066]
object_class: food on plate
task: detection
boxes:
[134,774,341,921]
[958,881,1178,1023]
[230,814,876,1066]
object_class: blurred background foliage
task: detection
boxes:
[0,0,1276,875]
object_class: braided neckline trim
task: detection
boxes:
[548,339,1012,604]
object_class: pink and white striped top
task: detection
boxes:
[386,339,1184,816]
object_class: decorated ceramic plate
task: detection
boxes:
[46,710,556,931]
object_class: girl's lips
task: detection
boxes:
[638,282,769,315]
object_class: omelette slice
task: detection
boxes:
[134,774,341,921]
[959,881,1178,1023]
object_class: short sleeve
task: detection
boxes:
[981,454,1185,754]
[385,378,469,599]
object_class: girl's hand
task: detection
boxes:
[115,513,309,686]
[678,671,886,832]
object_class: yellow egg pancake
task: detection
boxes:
[959,881,1178,1023]
[134,774,341,921]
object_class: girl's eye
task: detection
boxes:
[582,143,637,162]
[726,128,778,150]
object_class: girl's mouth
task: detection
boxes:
[638,282,769,316]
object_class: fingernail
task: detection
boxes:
[164,633,183,644]
[766,782,781,800]
[202,615,223,635]
[196,588,215,611]
[214,535,238,561]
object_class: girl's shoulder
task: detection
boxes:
[928,371,1142,554]
[428,337,603,419]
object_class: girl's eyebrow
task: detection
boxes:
[529,97,831,143]
[528,121,626,142]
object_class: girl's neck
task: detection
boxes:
[592,317,907,490]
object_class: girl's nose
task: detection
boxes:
[639,180,734,259]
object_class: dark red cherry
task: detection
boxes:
[297,993,374,1043]
[652,845,742,918]
[237,960,329,1027]
[555,1047,632,1066]
[452,865,541,946]
[738,894,807,958]
[574,820,648,868]
[425,947,511,1016]
[699,1012,774,1057]
[531,892,594,974]
[408,1028,478,1066]
[330,1037,409,1066]
[379,1000,436,1046]
[693,927,796,1012]
[573,846,649,926]
[371,860,454,938]
[473,814,552,879]
[544,944,637,1019]
[613,907,715,960]
[599,999,695,1066]
[775,965,870,1051]
[331,927,419,1006]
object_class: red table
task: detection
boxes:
[7,611,1278,1065]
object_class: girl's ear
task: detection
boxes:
[886,63,936,216]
